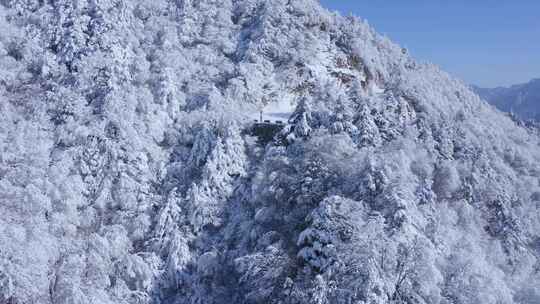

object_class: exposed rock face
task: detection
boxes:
[1,1,539,303]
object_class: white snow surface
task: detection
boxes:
[246,98,296,122]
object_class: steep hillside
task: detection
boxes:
[474,79,540,121]
[1,1,540,304]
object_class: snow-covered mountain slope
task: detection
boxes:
[473,79,540,121]
[1,1,540,303]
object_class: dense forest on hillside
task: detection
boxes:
[1,1,540,303]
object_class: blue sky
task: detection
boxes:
[319,1,540,87]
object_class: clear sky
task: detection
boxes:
[319,1,540,88]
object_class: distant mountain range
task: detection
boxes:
[473,79,540,121]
